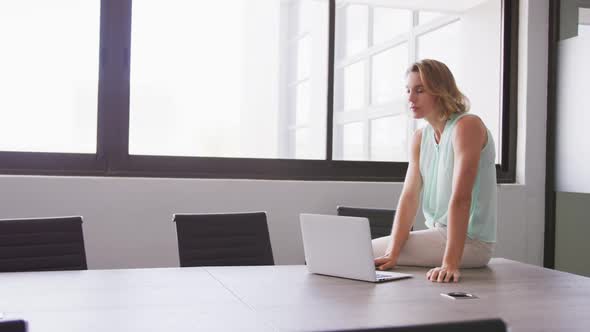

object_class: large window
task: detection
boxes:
[0,0,518,182]
[0,1,100,154]
[332,1,503,163]
[128,0,328,160]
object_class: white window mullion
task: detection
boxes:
[363,6,373,161]
[336,35,408,69]
[332,4,345,160]
[364,117,371,160]
[367,99,407,119]
[408,10,419,136]
[279,1,293,158]
[413,15,460,37]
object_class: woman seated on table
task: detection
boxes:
[373,59,497,283]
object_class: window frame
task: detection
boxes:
[332,5,463,163]
[0,0,518,183]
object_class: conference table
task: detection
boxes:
[0,258,589,331]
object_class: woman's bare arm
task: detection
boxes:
[375,128,423,270]
[427,116,486,282]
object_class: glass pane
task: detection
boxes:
[129,0,328,159]
[295,128,312,159]
[418,11,445,25]
[0,1,99,153]
[417,2,503,164]
[579,24,590,37]
[345,4,369,56]
[298,0,312,35]
[295,81,310,126]
[341,122,364,161]
[297,35,311,80]
[371,44,408,105]
[343,61,366,110]
[333,1,504,165]
[417,21,461,76]
[373,7,411,45]
[370,115,408,162]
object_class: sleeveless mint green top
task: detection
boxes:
[419,112,497,242]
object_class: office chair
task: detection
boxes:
[0,216,87,272]
[319,318,507,332]
[173,212,274,267]
[337,206,405,239]
[0,320,27,332]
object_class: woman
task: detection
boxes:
[373,59,497,283]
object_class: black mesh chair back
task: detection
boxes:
[0,320,27,332]
[337,206,400,239]
[173,212,274,267]
[0,216,87,272]
[320,318,507,332]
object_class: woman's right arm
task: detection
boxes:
[375,128,423,270]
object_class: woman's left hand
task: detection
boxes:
[427,265,461,282]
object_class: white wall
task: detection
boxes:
[0,0,549,269]
[555,28,590,193]
[555,192,590,277]
[513,0,549,265]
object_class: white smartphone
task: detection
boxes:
[440,291,478,300]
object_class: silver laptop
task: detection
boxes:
[300,213,412,283]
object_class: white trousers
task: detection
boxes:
[371,223,494,268]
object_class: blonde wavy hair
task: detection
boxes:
[406,59,470,119]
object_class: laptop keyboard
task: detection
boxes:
[376,273,392,280]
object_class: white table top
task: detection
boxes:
[1,258,589,331]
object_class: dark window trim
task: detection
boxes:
[0,152,105,176]
[497,0,519,183]
[325,1,335,162]
[544,0,559,269]
[0,0,518,183]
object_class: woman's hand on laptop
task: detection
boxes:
[374,253,397,271]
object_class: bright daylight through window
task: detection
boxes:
[332,0,503,163]
[129,0,329,159]
[0,0,511,181]
[0,1,100,153]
